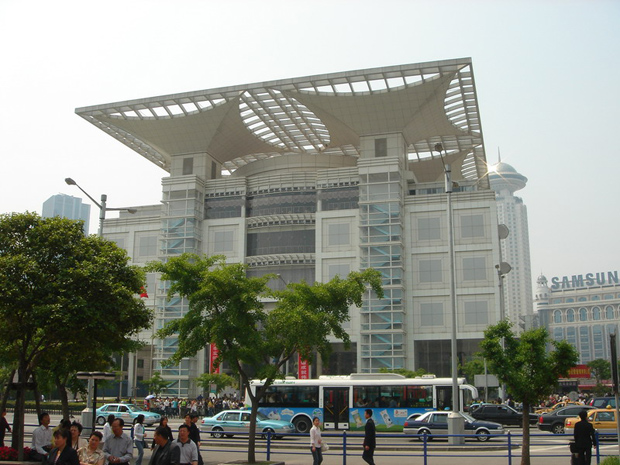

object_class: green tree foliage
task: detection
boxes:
[143,372,169,396]
[194,373,237,396]
[378,368,429,378]
[588,358,611,383]
[480,320,578,465]
[460,356,486,384]
[147,253,383,463]
[0,212,152,457]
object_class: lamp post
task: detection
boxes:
[434,143,464,444]
[65,178,137,237]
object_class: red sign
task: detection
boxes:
[568,365,591,379]
[298,354,309,379]
[210,343,220,374]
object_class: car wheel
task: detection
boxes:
[262,428,276,439]
[293,417,311,434]
[475,429,491,442]
[417,428,432,441]
[211,427,224,439]
[96,416,106,426]
[552,423,564,435]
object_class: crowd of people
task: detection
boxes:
[142,395,244,418]
[28,411,204,465]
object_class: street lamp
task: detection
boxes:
[65,177,137,237]
[434,143,464,444]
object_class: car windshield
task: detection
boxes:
[256,412,269,421]
[460,412,476,422]
[124,404,140,412]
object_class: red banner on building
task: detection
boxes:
[568,365,591,379]
[298,354,309,379]
[210,343,220,374]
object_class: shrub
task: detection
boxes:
[600,457,620,465]
[0,447,18,461]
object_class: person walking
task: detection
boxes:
[0,409,11,447]
[362,409,376,465]
[309,417,323,465]
[148,427,180,465]
[573,410,596,465]
[133,415,147,465]
[174,425,198,465]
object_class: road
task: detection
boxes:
[14,413,620,465]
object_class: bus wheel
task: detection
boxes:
[294,417,311,434]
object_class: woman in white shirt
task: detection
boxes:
[132,415,146,465]
[310,417,323,465]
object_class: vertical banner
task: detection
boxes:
[210,343,220,374]
[298,353,309,379]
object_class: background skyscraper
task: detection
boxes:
[42,193,91,234]
[489,159,533,331]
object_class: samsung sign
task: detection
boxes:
[551,271,619,290]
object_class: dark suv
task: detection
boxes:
[470,404,538,426]
[587,397,616,409]
[537,405,594,434]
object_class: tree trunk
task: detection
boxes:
[33,372,42,418]
[56,375,70,420]
[11,365,27,461]
[520,399,531,465]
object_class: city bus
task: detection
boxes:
[248,373,478,433]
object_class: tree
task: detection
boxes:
[147,253,383,463]
[460,356,486,385]
[143,372,169,396]
[0,212,152,458]
[194,373,237,397]
[480,320,578,465]
[587,358,611,384]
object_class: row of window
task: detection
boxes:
[552,294,619,303]
[553,306,618,323]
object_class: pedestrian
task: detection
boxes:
[30,411,52,462]
[133,415,147,465]
[573,410,596,465]
[45,428,80,465]
[102,415,115,448]
[103,419,133,465]
[185,414,203,465]
[148,426,180,465]
[362,409,376,465]
[174,424,198,465]
[77,432,105,465]
[309,417,323,465]
[0,409,11,447]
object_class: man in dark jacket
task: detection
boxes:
[362,409,376,465]
[574,410,597,465]
[149,426,180,465]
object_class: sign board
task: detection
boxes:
[474,374,499,387]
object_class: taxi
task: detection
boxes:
[535,401,581,415]
[564,407,618,437]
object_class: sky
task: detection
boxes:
[1,0,618,288]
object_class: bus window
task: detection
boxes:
[257,385,319,407]
[405,386,432,408]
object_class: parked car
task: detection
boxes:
[586,397,616,409]
[565,408,617,437]
[470,404,538,426]
[403,411,504,442]
[95,403,161,426]
[537,405,595,434]
[200,410,295,439]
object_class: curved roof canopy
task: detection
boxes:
[76,58,488,186]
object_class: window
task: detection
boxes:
[257,385,319,407]
[375,138,387,157]
[182,157,193,175]
[419,259,442,283]
[137,359,144,369]
[420,302,443,326]
[580,326,591,361]
[212,230,234,253]
[328,264,350,280]
[606,306,615,319]
[567,309,575,322]
[593,307,601,320]
[417,217,441,241]
[464,301,488,325]
[460,214,485,238]
[462,257,487,281]
[554,327,564,341]
[137,235,158,257]
[553,310,562,324]
[328,223,350,246]
[579,308,588,321]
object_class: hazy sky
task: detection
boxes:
[1,0,618,288]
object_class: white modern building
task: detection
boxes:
[77,59,503,396]
[488,159,533,332]
[535,271,620,363]
[42,193,91,233]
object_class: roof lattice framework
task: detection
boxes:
[76,58,488,186]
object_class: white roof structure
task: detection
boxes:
[76,58,488,187]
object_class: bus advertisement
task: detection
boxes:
[248,373,478,433]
